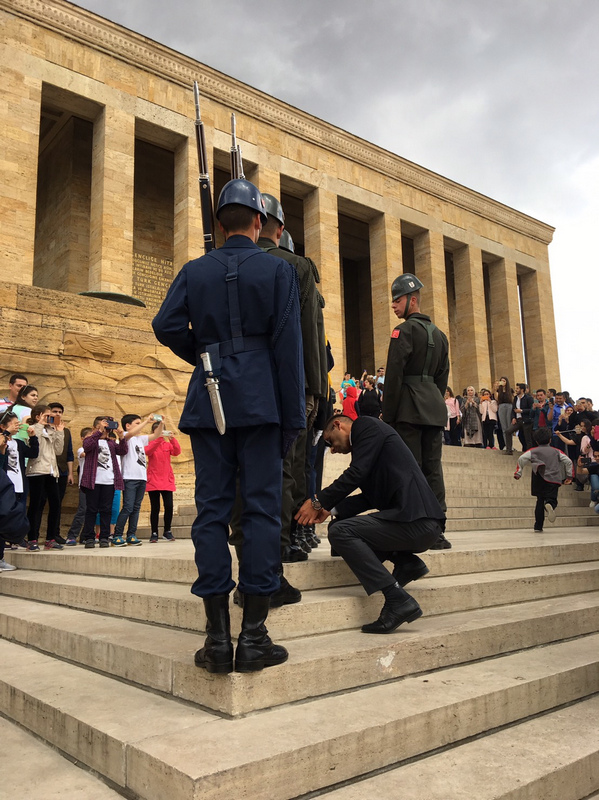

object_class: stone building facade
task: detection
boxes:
[1,0,560,477]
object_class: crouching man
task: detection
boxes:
[296,415,445,633]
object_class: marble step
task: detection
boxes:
[0,635,596,800]
[319,696,599,800]
[1,592,597,716]
[0,716,123,800]
[1,562,597,640]
[5,534,599,588]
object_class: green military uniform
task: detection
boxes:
[382,311,449,511]
[229,237,328,558]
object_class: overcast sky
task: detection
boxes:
[78,0,599,402]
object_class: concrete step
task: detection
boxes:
[319,696,599,800]
[0,716,124,799]
[446,504,592,519]
[5,533,599,587]
[0,635,596,800]
[446,515,598,531]
[1,592,597,716]
[1,562,597,639]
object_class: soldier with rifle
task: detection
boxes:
[152,85,305,674]
[228,192,328,608]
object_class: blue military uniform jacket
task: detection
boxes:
[152,235,305,433]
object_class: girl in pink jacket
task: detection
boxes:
[144,421,181,542]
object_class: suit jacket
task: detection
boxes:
[382,312,449,428]
[512,393,534,421]
[152,235,305,432]
[319,417,445,523]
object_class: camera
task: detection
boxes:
[162,430,173,437]
[48,415,55,424]
[152,414,163,422]
[580,457,592,467]
[107,420,119,430]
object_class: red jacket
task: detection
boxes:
[144,436,181,492]
[342,386,359,421]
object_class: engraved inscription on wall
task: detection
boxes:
[132,252,173,307]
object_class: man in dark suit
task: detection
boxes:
[153,178,305,674]
[296,415,445,634]
[503,382,534,454]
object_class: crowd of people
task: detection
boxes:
[0,372,181,571]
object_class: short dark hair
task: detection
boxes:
[48,402,64,412]
[93,416,108,428]
[323,413,354,432]
[29,404,50,424]
[80,427,93,438]
[516,383,527,392]
[261,214,283,238]
[587,398,593,405]
[535,389,546,395]
[218,204,258,234]
[121,414,141,429]
[533,427,552,445]
[9,373,27,385]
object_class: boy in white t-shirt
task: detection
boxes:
[66,427,92,545]
[112,413,164,547]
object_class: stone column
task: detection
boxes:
[304,187,343,384]
[453,244,491,391]
[174,137,206,271]
[414,229,449,333]
[1,70,41,285]
[518,264,561,390]
[89,106,135,294]
[252,165,281,199]
[369,213,402,369]
[487,257,526,384]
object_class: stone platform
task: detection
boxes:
[1,445,598,798]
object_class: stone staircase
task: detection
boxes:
[1,447,598,799]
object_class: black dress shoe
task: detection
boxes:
[361,597,422,634]
[391,556,429,587]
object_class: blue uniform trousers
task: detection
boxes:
[189,424,282,598]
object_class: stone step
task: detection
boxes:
[0,635,596,800]
[319,696,599,800]
[1,592,597,716]
[5,532,599,587]
[445,515,597,531]
[0,716,124,799]
[1,562,597,640]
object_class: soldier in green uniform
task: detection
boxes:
[382,273,452,550]
[229,193,329,601]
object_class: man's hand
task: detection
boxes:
[564,478,573,484]
[295,499,330,526]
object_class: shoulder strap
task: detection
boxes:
[412,318,437,380]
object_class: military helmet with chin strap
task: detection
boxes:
[261,193,285,226]
[391,273,423,301]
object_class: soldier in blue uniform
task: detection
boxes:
[152,179,305,674]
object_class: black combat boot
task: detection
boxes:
[269,564,302,608]
[194,594,234,674]
[235,595,288,672]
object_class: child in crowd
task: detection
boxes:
[112,413,164,547]
[26,404,65,550]
[145,421,181,542]
[514,427,573,532]
[80,417,128,548]
[577,447,599,514]
[0,412,39,567]
[65,427,92,545]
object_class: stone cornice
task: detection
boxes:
[3,0,555,245]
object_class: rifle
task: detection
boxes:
[193,81,215,253]
[230,113,245,179]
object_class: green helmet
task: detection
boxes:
[279,229,294,253]
[261,193,285,225]
[391,273,423,301]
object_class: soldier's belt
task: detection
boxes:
[403,375,435,384]
[196,335,270,362]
